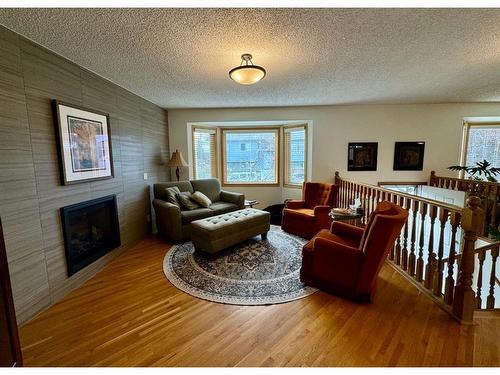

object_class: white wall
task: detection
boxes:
[168,103,500,208]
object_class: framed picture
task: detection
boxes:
[53,100,114,185]
[393,141,425,171]
[347,142,378,171]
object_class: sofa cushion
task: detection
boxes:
[191,191,212,208]
[282,208,315,221]
[181,208,214,224]
[209,201,239,215]
[154,181,193,200]
[190,179,221,203]
[176,192,201,210]
[165,186,181,207]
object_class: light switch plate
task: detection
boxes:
[143,173,148,180]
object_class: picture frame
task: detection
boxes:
[347,142,378,171]
[393,141,425,171]
[53,100,114,185]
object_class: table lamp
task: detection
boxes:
[167,149,188,181]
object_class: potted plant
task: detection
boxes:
[448,159,500,182]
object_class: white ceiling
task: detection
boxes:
[1,8,500,109]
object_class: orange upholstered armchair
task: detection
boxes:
[281,182,339,239]
[300,201,408,301]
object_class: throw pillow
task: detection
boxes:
[165,186,181,207]
[191,191,212,208]
[176,192,201,210]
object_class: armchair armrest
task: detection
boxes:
[152,199,182,242]
[313,205,332,216]
[312,237,364,288]
[330,221,364,245]
[220,190,245,209]
[285,200,305,209]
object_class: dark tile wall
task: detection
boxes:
[0,26,169,324]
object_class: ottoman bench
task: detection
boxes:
[191,208,271,255]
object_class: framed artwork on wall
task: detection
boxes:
[53,100,114,185]
[347,142,378,171]
[393,141,425,171]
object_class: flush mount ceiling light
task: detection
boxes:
[229,53,266,85]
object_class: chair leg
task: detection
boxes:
[261,231,268,240]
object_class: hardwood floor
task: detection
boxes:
[19,236,499,367]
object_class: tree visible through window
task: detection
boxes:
[222,129,278,184]
[465,125,500,168]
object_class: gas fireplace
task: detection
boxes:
[61,195,121,276]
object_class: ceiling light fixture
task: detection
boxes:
[229,53,266,85]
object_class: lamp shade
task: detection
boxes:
[167,149,188,167]
[229,53,266,85]
[229,65,266,85]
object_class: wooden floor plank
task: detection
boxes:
[18,235,500,367]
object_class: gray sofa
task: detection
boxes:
[153,178,245,242]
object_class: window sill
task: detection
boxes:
[283,184,303,189]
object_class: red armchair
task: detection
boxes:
[300,201,408,301]
[281,182,339,239]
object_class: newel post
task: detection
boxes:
[334,171,341,185]
[452,196,484,323]
[429,170,437,186]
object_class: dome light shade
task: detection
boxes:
[229,54,266,85]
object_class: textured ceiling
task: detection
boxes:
[1,8,500,109]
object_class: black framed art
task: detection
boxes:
[347,142,378,171]
[393,141,425,171]
[53,100,114,185]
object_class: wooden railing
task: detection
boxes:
[429,171,500,236]
[470,240,500,310]
[334,172,499,323]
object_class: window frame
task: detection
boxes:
[283,124,308,188]
[459,121,500,179]
[191,125,218,180]
[221,127,280,187]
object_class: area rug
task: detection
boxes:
[163,225,317,305]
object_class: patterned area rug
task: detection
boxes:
[163,225,317,305]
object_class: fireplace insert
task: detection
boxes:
[61,195,121,276]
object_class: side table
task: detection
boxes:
[329,210,364,227]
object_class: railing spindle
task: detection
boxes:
[401,197,410,271]
[408,199,419,277]
[486,246,499,309]
[424,205,437,289]
[476,251,486,309]
[433,208,448,296]
[394,195,403,265]
[416,202,427,282]
[444,212,460,305]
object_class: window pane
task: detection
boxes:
[287,127,306,185]
[466,126,500,167]
[193,129,216,179]
[224,130,277,184]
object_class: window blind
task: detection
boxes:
[192,127,217,179]
[284,125,306,186]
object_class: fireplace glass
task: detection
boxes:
[61,195,120,276]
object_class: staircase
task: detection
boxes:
[335,172,499,323]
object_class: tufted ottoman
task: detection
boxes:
[190,208,271,255]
